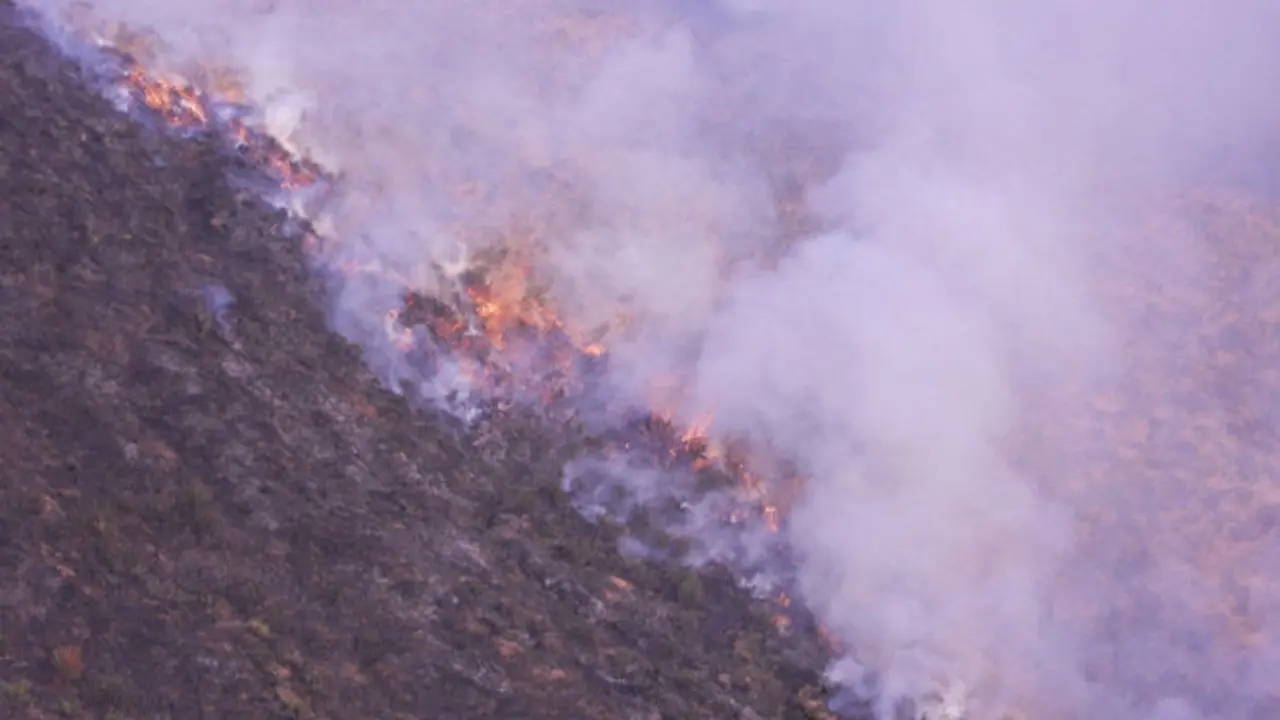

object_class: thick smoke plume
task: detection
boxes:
[22,0,1280,717]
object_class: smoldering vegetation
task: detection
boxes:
[17,0,1280,717]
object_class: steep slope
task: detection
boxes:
[0,8,836,719]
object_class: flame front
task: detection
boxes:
[50,11,1280,720]
[94,29,799,577]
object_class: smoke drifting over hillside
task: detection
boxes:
[23,0,1280,717]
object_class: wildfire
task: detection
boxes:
[48,13,1280,720]
[85,29,806,650]
[123,66,208,125]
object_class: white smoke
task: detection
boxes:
[20,0,1280,717]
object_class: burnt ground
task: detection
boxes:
[0,8,841,720]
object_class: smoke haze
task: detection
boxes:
[22,0,1280,717]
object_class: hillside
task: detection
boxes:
[0,7,837,719]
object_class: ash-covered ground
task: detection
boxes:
[0,6,843,719]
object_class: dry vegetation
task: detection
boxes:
[0,5,840,718]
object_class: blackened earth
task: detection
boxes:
[0,5,844,719]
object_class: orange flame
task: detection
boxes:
[125,67,209,126]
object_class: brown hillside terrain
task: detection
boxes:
[0,6,838,719]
